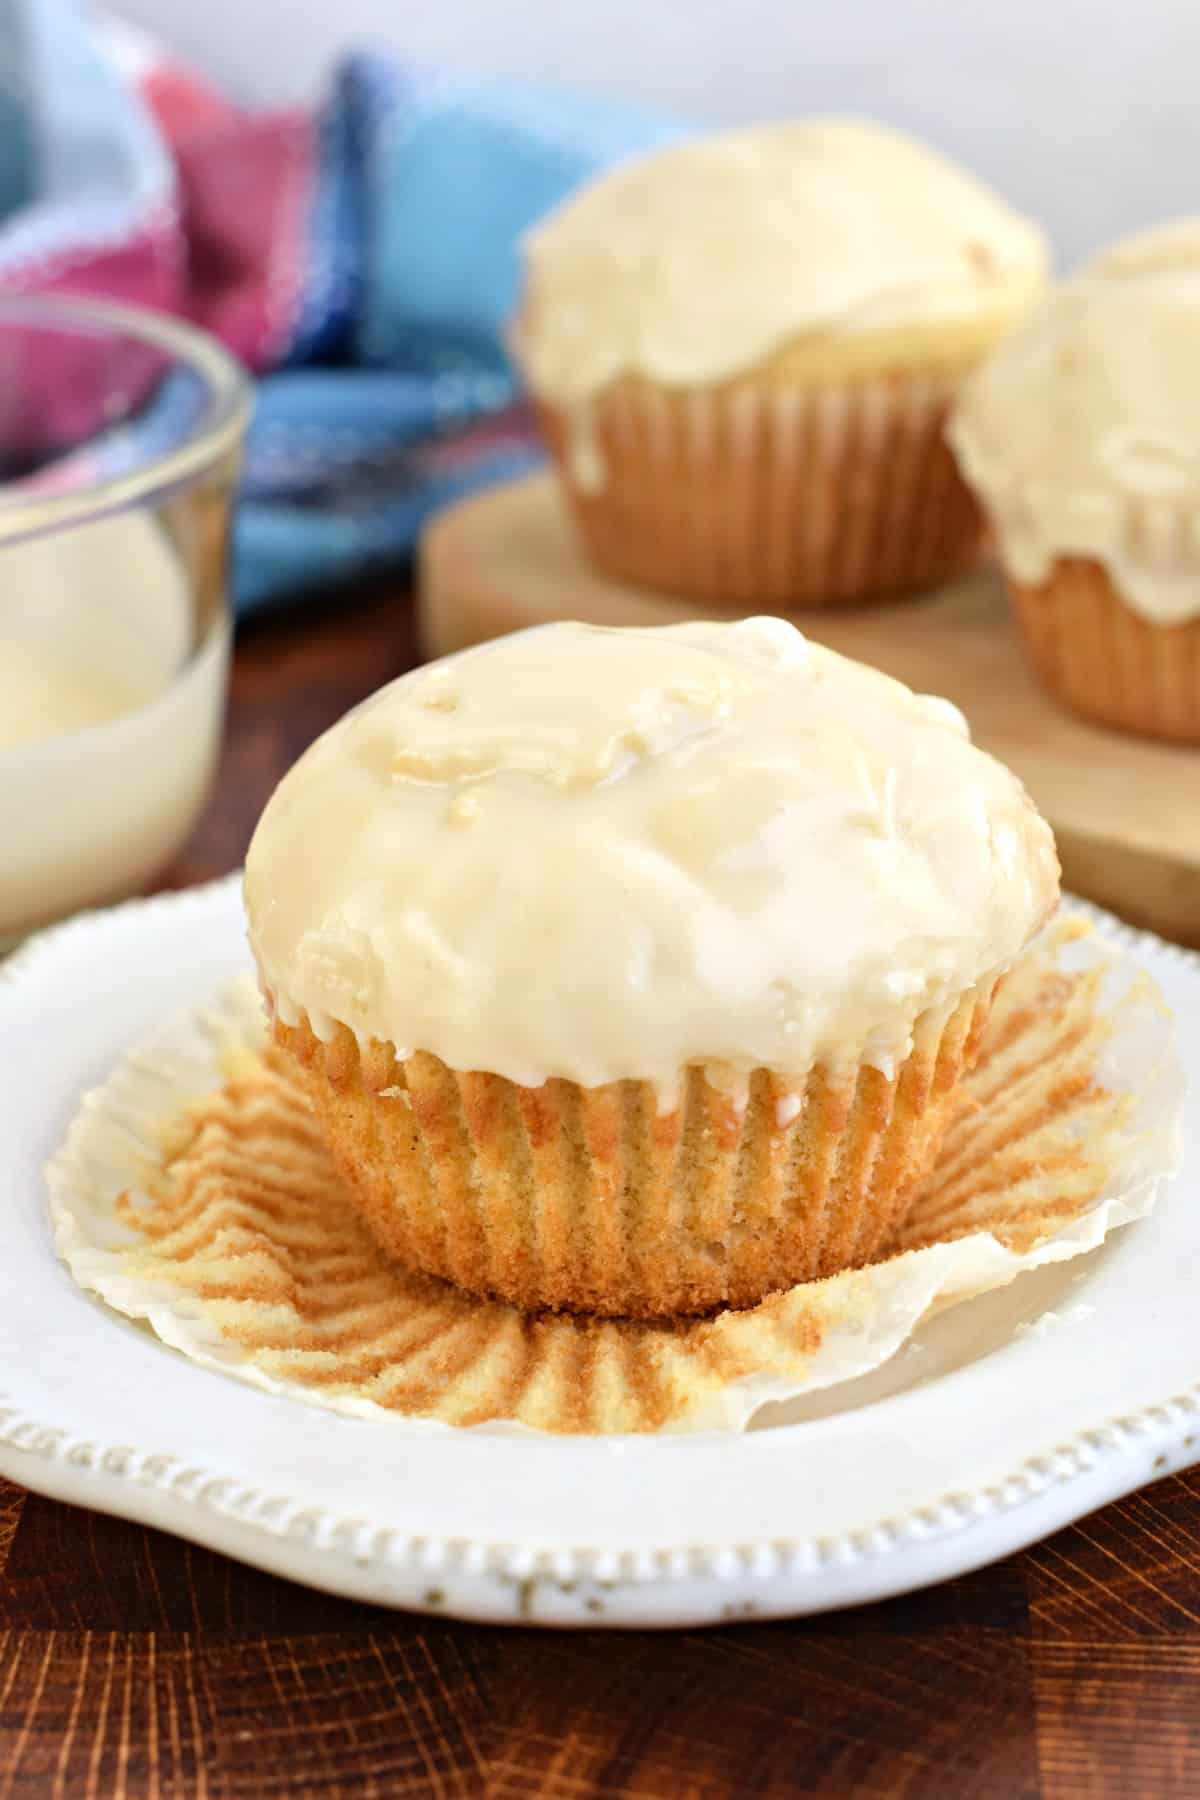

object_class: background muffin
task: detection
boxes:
[244,617,1059,1319]
[951,220,1200,742]
[515,120,1048,611]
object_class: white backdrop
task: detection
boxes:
[112,0,1199,269]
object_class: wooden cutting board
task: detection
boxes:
[418,472,1200,947]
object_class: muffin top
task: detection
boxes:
[518,120,1048,402]
[244,619,1057,1097]
[951,220,1200,624]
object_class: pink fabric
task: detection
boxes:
[0,201,181,312]
[171,110,313,369]
[0,35,318,376]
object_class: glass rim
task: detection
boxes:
[0,293,252,543]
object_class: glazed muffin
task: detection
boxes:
[514,120,1048,611]
[950,220,1200,742]
[243,617,1059,1319]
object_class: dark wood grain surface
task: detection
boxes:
[3,587,1199,1799]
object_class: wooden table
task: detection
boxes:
[2,588,1198,1799]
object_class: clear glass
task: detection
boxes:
[0,296,251,945]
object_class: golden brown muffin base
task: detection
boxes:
[272,985,994,1320]
[536,369,985,610]
[1010,558,1200,743]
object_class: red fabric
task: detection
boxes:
[138,64,230,138]
[0,41,316,378]
[170,109,312,369]
[0,207,182,312]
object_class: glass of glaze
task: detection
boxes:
[0,296,250,947]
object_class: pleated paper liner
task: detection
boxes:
[48,914,1181,1435]
[535,370,984,610]
[1009,558,1200,743]
[279,981,995,1320]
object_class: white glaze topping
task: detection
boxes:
[243,619,1058,1097]
[518,119,1048,403]
[951,219,1200,624]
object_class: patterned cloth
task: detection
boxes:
[0,1,680,611]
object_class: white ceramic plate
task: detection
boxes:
[1,877,1197,1628]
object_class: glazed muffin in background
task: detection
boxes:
[951,220,1200,743]
[243,618,1059,1320]
[514,120,1048,611]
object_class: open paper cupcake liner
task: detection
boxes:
[47,915,1181,1435]
[538,370,984,610]
[1010,559,1200,743]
